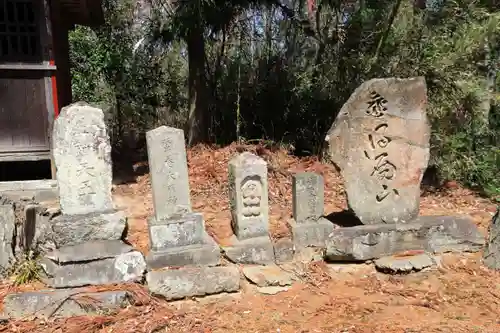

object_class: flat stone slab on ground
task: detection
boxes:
[147,266,240,300]
[223,236,275,265]
[290,218,334,248]
[45,240,133,263]
[3,290,130,319]
[257,286,290,295]
[42,210,127,248]
[242,265,293,287]
[41,251,146,288]
[325,215,484,261]
[146,237,221,269]
[375,253,435,273]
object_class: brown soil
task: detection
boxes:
[0,143,498,333]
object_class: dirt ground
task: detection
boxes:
[0,143,498,333]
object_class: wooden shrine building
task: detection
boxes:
[0,0,103,163]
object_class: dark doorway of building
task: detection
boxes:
[0,160,51,181]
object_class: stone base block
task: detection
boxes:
[148,213,206,250]
[147,266,240,300]
[45,240,133,263]
[290,218,334,248]
[223,236,275,265]
[41,250,146,288]
[146,237,220,269]
[325,215,485,262]
[41,210,127,248]
[3,289,130,319]
[273,238,294,264]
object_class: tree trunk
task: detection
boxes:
[186,25,209,146]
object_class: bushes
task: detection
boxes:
[69,0,499,198]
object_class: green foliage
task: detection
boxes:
[9,251,42,286]
[69,0,500,197]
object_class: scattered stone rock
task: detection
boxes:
[3,290,130,319]
[41,251,146,288]
[374,254,435,274]
[325,77,430,224]
[242,265,293,287]
[483,207,500,269]
[146,266,240,300]
[257,286,290,295]
[273,238,294,264]
[53,102,113,216]
[325,215,484,261]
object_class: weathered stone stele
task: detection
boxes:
[146,126,191,221]
[325,77,430,224]
[53,102,113,215]
[292,172,324,224]
[144,126,220,269]
[228,152,269,240]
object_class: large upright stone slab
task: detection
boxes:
[224,152,275,264]
[145,126,220,269]
[53,102,113,216]
[146,126,191,220]
[325,77,430,224]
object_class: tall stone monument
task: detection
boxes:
[325,77,430,224]
[41,102,146,288]
[144,126,221,269]
[144,126,240,300]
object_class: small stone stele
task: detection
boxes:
[290,173,333,250]
[292,172,324,224]
[228,152,270,240]
[224,152,275,264]
[325,77,430,224]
